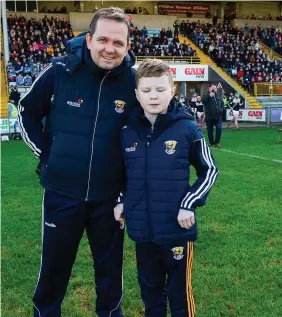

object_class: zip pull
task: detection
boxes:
[146,134,151,147]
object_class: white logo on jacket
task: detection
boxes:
[125,142,137,152]
[67,98,83,108]
[45,222,56,228]
[164,140,177,155]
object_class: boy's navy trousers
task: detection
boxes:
[136,241,195,317]
[33,189,124,317]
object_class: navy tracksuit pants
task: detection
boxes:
[206,118,222,145]
[136,242,195,317]
[33,190,124,317]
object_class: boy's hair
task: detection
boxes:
[136,59,174,87]
[89,7,130,43]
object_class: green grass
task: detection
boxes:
[2,129,282,317]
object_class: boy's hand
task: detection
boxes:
[177,209,195,229]
[114,203,125,228]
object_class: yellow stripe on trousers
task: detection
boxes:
[186,242,195,316]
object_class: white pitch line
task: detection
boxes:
[213,148,282,164]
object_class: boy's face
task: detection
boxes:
[135,75,175,116]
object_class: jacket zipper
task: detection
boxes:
[145,127,154,241]
[46,136,56,169]
[85,72,110,201]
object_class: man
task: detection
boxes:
[18,7,137,317]
[9,86,21,106]
[202,84,224,148]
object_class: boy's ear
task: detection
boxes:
[171,85,176,97]
[135,88,139,101]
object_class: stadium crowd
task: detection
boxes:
[246,25,282,55]
[6,14,74,86]
[6,13,281,94]
[130,28,197,57]
[183,20,282,92]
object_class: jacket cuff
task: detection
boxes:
[180,205,196,212]
[116,192,124,204]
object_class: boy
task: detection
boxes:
[114,59,218,317]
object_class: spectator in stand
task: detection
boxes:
[6,61,15,72]
[160,28,166,39]
[23,62,31,74]
[140,26,148,37]
[24,74,33,86]
[173,20,180,36]
[14,61,23,74]
[16,73,24,86]
[7,67,17,82]
[237,67,245,84]
[166,27,173,38]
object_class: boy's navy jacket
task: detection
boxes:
[121,106,219,244]
[18,33,137,201]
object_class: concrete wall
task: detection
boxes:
[6,12,69,21]
[236,1,281,19]
[37,1,78,13]
[69,12,177,31]
[83,1,155,14]
[235,19,282,29]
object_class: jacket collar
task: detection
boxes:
[129,105,195,141]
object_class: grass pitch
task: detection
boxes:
[2,128,282,317]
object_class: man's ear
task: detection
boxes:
[85,33,92,49]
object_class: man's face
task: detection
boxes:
[209,85,217,92]
[135,75,175,116]
[86,18,129,70]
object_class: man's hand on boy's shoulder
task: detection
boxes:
[114,203,125,229]
[177,209,195,230]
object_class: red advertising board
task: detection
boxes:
[158,3,210,14]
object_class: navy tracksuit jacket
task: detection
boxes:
[120,106,219,317]
[18,33,137,317]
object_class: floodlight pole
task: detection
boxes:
[1,0,10,64]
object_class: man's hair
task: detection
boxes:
[89,7,130,42]
[136,59,174,87]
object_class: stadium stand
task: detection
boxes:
[4,9,282,108]
[182,20,282,94]
[130,24,197,57]
[247,25,282,55]
[6,14,74,86]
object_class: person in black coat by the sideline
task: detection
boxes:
[202,84,224,148]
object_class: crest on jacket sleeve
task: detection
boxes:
[114,100,126,113]
[171,246,184,260]
[164,140,177,155]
